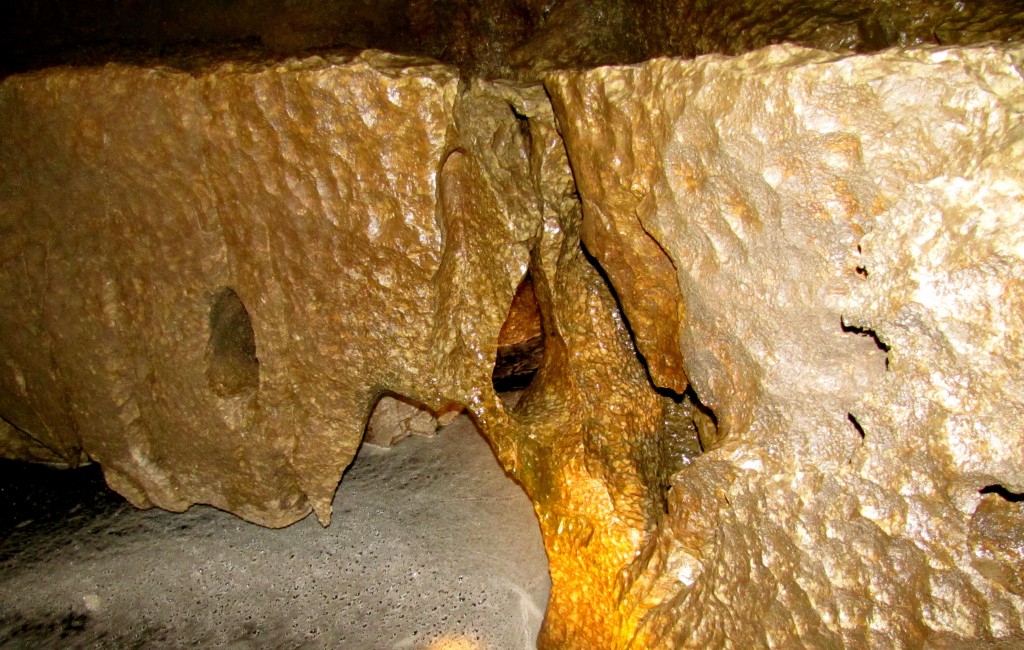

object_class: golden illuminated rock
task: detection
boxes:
[547,44,1024,647]
[2,9,1024,649]
[0,51,466,527]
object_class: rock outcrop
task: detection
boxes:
[547,43,1024,647]
[0,52,470,527]
[2,6,1024,649]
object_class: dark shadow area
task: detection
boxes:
[207,287,260,398]
[980,484,1024,503]
[5,0,1024,80]
[492,273,545,395]
[841,321,890,353]
[848,412,866,440]
[0,0,550,78]
[0,459,129,552]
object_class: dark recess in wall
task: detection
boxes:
[206,287,260,398]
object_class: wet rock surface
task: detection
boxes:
[0,415,549,648]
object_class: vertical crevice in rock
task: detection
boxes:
[847,412,866,441]
[686,387,719,453]
[492,272,545,398]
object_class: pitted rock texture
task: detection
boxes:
[0,51,475,528]
[547,44,1024,647]
[2,23,1024,650]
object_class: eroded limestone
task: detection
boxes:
[1,26,1023,650]
[547,44,1024,647]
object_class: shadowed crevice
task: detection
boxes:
[980,484,1024,503]
[206,287,260,398]
[492,272,545,396]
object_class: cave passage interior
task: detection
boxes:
[2,1,1024,649]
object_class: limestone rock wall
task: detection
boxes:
[0,52,527,528]
[2,23,1024,650]
[547,44,1024,647]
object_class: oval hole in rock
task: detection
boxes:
[206,287,260,398]
[492,273,545,407]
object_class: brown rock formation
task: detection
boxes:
[2,2,1024,648]
[0,52,468,527]
[547,44,1024,647]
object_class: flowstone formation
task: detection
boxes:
[2,4,1024,648]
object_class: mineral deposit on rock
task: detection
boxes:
[547,44,1024,647]
[2,7,1024,649]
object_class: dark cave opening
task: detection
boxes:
[492,272,545,396]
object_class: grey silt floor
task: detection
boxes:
[0,415,550,649]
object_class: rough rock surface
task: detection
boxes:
[547,44,1024,647]
[2,15,1024,650]
[0,51,471,528]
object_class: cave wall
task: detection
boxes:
[548,43,1024,647]
[2,2,1024,648]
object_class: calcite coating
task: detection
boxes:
[547,44,1024,647]
[2,32,1024,650]
[0,52,472,527]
